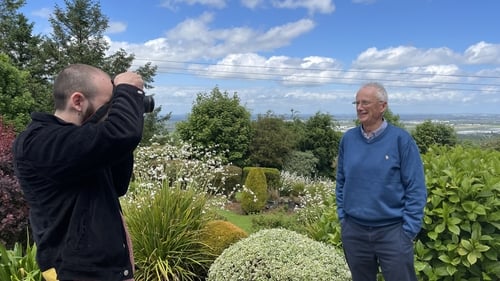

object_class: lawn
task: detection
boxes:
[215,209,256,234]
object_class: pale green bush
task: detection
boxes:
[207,228,351,281]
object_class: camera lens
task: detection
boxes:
[143,95,155,113]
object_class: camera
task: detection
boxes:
[143,95,155,113]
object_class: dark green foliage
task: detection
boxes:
[0,54,35,131]
[248,112,295,169]
[47,0,109,71]
[251,211,307,234]
[176,86,252,167]
[0,118,29,248]
[299,112,342,178]
[219,165,243,197]
[412,120,458,153]
[240,168,268,214]
[0,0,52,114]
[416,145,500,281]
[283,150,319,177]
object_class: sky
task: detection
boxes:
[19,0,500,117]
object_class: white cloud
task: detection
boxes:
[161,0,227,9]
[109,14,315,64]
[241,0,264,9]
[464,41,500,64]
[106,21,127,34]
[353,46,461,68]
[271,0,335,14]
[31,8,52,19]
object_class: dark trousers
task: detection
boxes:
[341,218,417,281]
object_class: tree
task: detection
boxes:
[41,0,157,81]
[0,0,52,113]
[412,120,458,153]
[176,86,252,167]
[141,107,171,146]
[299,112,342,178]
[247,112,295,169]
[0,54,35,131]
[44,0,109,72]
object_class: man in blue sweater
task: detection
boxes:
[336,82,427,281]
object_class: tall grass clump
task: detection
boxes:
[123,181,213,281]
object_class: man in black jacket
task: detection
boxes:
[13,64,145,281]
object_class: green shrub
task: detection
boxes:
[304,193,342,247]
[213,165,242,198]
[242,167,280,191]
[123,183,213,281]
[240,168,268,214]
[201,220,248,256]
[251,210,306,234]
[0,241,41,281]
[416,145,500,281]
[207,228,351,281]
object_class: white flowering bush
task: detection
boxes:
[127,140,235,209]
[207,228,351,281]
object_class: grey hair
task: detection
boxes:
[361,82,388,103]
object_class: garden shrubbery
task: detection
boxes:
[123,182,213,281]
[415,145,500,281]
[201,220,248,256]
[207,228,351,281]
[240,168,268,214]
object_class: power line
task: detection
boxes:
[133,58,500,93]
[134,58,500,80]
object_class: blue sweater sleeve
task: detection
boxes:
[399,135,427,238]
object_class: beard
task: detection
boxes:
[81,102,96,123]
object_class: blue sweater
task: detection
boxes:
[336,124,427,238]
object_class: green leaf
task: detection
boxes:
[448,224,460,235]
[467,251,479,265]
[446,265,458,276]
[435,223,445,233]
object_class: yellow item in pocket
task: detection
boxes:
[42,268,58,281]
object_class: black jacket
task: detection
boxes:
[13,84,145,281]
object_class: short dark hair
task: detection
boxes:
[53,64,104,110]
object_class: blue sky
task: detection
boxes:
[20,0,500,116]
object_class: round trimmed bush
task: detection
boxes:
[207,228,351,281]
[201,220,248,256]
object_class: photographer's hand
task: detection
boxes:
[113,72,144,90]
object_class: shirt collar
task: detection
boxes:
[361,120,387,140]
